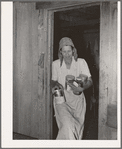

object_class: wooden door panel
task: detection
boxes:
[30,4,40,138]
[13,2,47,139]
[38,9,47,139]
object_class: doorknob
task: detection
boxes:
[38,52,44,68]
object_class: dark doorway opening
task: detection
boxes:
[53,5,100,139]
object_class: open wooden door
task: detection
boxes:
[45,1,118,140]
[13,2,52,139]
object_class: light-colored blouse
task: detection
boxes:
[52,57,91,87]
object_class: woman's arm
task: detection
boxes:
[67,77,93,94]
[82,77,93,91]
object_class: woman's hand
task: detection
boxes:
[67,81,84,94]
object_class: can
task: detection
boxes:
[65,75,75,90]
[76,77,83,87]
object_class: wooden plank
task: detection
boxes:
[98,2,110,140]
[38,9,46,139]
[36,1,85,9]
[107,2,117,135]
[108,2,117,106]
[30,4,39,138]
[13,2,19,133]
[13,2,53,139]
[36,1,99,10]
[19,3,33,135]
[50,11,54,139]
[107,126,117,139]
[98,2,117,139]
[43,9,49,139]
[14,2,23,134]
[46,10,54,139]
[13,2,42,138]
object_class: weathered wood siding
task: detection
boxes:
[36,1,98,10]
[13,2,51,139]
[13,2,39,137]
[38,9,53,139]
[99,2,117,139]
[38,9,47,139]
[46,10,54,139]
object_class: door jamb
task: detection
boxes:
[46,1,101,139]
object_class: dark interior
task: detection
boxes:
[53,5,100,139]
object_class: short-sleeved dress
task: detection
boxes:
[52,57,91,140]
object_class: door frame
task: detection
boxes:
[37,1,118,139]
[44,1,101,139]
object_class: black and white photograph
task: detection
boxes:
[1,0,121,148]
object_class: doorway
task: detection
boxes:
[53,5,100,139]
[13,1,117,140]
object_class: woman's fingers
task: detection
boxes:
[67,82,84,92]
[75,86,84,92]
[67,82,76,89]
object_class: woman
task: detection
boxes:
[52,37,93,140]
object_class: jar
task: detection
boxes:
[76,77,83,87]
[78,74,88,86]
[65,75,75,91]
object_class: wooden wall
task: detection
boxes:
[99,2,117,139]
[36,1,97,10]
[13,2,52,139]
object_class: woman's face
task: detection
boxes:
[61,46,73,63]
